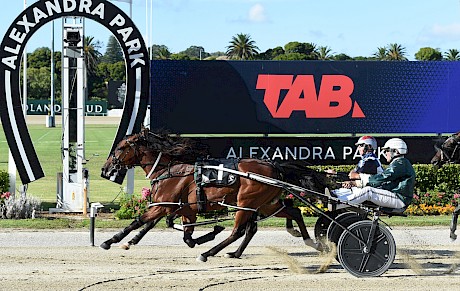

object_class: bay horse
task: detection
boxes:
[430,131,460,240]
[431,131,460,166]
[100,130,327,261]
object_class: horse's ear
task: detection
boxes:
[453,133,460,143]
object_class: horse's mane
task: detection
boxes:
[141,129,209,161]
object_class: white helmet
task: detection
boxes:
[382,138,408,155]
[355,135,377,150]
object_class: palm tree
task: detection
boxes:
[317,46,333,60]
[226,33,259,60]
[84,36,102,75]
[373,47,388,60]
[444,49,460,61]
[386,43,407,61]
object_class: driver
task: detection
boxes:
[337,138,415,209]
[327,135,383,197]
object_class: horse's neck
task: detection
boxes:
[141,152,174,179]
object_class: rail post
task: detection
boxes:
[89,202,104,246]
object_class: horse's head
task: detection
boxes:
[431,132,460,167]
[101,133,147,181]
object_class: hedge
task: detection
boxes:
[0,170,9,193]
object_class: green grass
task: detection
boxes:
[0,215,453,230]
[0,124,151,205]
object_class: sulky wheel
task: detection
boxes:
[314,210,343,250]
[337,220,396,277]
[327,212,366,246]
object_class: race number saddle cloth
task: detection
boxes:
[194,158,239,186]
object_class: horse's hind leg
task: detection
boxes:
[286,218,301,237]
[121,217,163,250]
[284,199,301,237]
[197,211,253,262]
[100,218,145,250]
[182,216,225,248]
[225,216,257,259]
[280,206,321,250]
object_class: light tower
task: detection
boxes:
[50,17,88,213]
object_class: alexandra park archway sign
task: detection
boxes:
[0,0,149,184]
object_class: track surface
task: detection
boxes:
[1,227,459,290]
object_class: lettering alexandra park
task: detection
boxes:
[1,0,145,71]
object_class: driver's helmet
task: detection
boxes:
[382,138,408,155]
[355,136,377,151]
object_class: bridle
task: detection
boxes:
[438,136,460,164]
[110,134,173,179]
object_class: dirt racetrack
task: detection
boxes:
[0,228,459,291]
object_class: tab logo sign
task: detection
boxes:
[256,74,365,119]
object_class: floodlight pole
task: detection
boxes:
[47,20,56,128]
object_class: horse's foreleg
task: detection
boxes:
[450,206,460,240]
[100,218,145,250]
[197,211,252,262]
[225,217,257,259]
[121,217,163,250]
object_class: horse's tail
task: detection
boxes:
[276,162,328,193]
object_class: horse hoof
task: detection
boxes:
[185,239,196,248]
[120,243,131,250]
[286,228,302,237]
[100,242,111,250]
[196,255,207,262]
[224,252,238,259]
[304,239,321,251]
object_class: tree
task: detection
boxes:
[444,49,460,61]
[415,47,442,61]
[84,36,102,75]
[25,47,61,99]
[373,47,388,60]
[226,33,259,60]
[284,42,318,59]
[317,46,333,60]
[386,43,408,61]
[26,67,52,99]
[273,53,309,60]
[170,53,190,60]
[27,47,51,68]
[153,46,172,60]
[102,35,123,63]
[180,46,209,60]
[151,44,171,60]
[333,53,352,61]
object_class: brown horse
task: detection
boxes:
[430,131,460,240]
[100,130,327,261]
[431,131,460,167]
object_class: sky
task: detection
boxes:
[1,0,460,60]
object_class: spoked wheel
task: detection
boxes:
[327,212,366,246]
[337,220,396,277]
